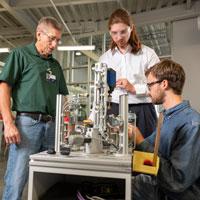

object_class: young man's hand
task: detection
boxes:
[128,124,144,145]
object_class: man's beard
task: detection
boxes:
[151,92,165,105]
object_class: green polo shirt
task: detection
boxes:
[0,43,68,116]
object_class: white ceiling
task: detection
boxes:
[0,0,199,58]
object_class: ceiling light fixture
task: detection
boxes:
[57,45,95,51]
[75,51,82,56]
[0,48,10,53]
[0,61,5,66]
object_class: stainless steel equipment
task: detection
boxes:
[55,62,136,155]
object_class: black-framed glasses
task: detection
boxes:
[146,80,163,90]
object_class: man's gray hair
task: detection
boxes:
[37,16,63,32]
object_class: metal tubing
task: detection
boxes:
[55,94,63,153]
[119,94,129,155]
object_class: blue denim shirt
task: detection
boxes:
[137,101,200,199]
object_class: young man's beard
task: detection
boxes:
[151,92,165,105]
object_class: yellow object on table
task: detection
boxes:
[132,150,160,175]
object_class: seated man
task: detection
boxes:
[129,59,200,200]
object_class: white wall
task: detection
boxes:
[172,17,200,112]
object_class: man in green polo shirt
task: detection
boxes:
[0,16,68,200]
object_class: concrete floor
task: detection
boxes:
[0,155,6,200]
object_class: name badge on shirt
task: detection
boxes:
[46,68,56,82]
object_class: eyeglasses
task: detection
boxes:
[146,80,163,90]
[42,31,60,44]
[109,27,131,38]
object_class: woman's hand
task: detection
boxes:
[116,78,136,94]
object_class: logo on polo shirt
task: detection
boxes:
[46,68,56,82]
